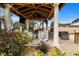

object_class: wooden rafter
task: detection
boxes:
[47,13,54,19]
[21,5,50,12]
[11,7,26,19]
[27,13,33,18]
[32,3,36,9]
[35,4,47,8]
[25,10,36,18]
[36,10,48,17]
[47,8,54,19]
[36,10,49,16]
[13,3,30,6]
[29,18,46,20]
[37,9,50,15]
[36,12,47,17]
[20,8,33,13]
[41,4,52,9]
[16,6,25,10]
[37,8,50,13]
[13,4,33,8]
[24,10,35,16]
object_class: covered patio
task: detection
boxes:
[0,3,64,47]
[0,3,79,55]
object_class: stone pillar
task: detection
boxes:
[4,4,12,31]
[42,21,44,29]
[1,20,4,29]
[0,20,1,29]
[45,20,48,30]
[25,19,29,32]
[20,26,22,32]
[53,3,60,47]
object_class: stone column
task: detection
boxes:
[42,21,44,29]
[0,20,1,29]
[53,3,60,47]
[4,4,12,31]
[45,20,48,30]
[25,19,29,32]
[20,26,22,32]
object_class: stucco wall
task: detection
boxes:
[69,33,75,43]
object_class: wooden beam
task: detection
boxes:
[42,4,52,9]
[25,13,32,17]
[36,10,48,17]
[11,6,26,19]
[36,10,49,15]
[12,5,23,10]
[20,8,33,13]
[21,6,50,13]
[47,8,54,19]
[13,4,33,8]
[37,8,50,13]
[13,3,30,6]
[36,4,49,8]
[24,10,35,16]
[37,9,50,15]
[28,18,46,20]
[25,10,36,18]
[36,12,47,17]
[32,3,36,9]
[16,6,25,10]
[26,10,36,18]
[49,14,54,19]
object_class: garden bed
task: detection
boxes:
[0,30,79,56]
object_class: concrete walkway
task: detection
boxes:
[60,39,79,55]
[47,39,79,55]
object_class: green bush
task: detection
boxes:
[35,50,45,56]
[0,31,35,56]
[47,47,67,56]
[73,52,79,56]
[22,46,37,56]
[37,41,49,54]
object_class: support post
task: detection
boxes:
[25,19,29,32]
[20,26,22,32]
[0,20,1,29]
[52,3,60,47]
[4,4,12,31]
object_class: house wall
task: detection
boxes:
[69,33,75,43]
[71,22,79,26]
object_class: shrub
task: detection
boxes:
[35,50,44,56]
[0,31,35,56]
[37,41,49,54]
[22,46,37,56]
[22,46,45,56]
[47,47,67,56]
[73,52,79,56]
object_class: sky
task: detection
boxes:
[59,3,79,24]
[0,3,79,26]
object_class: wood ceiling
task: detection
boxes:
[11,3,64,20]
[0,3,64,21]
